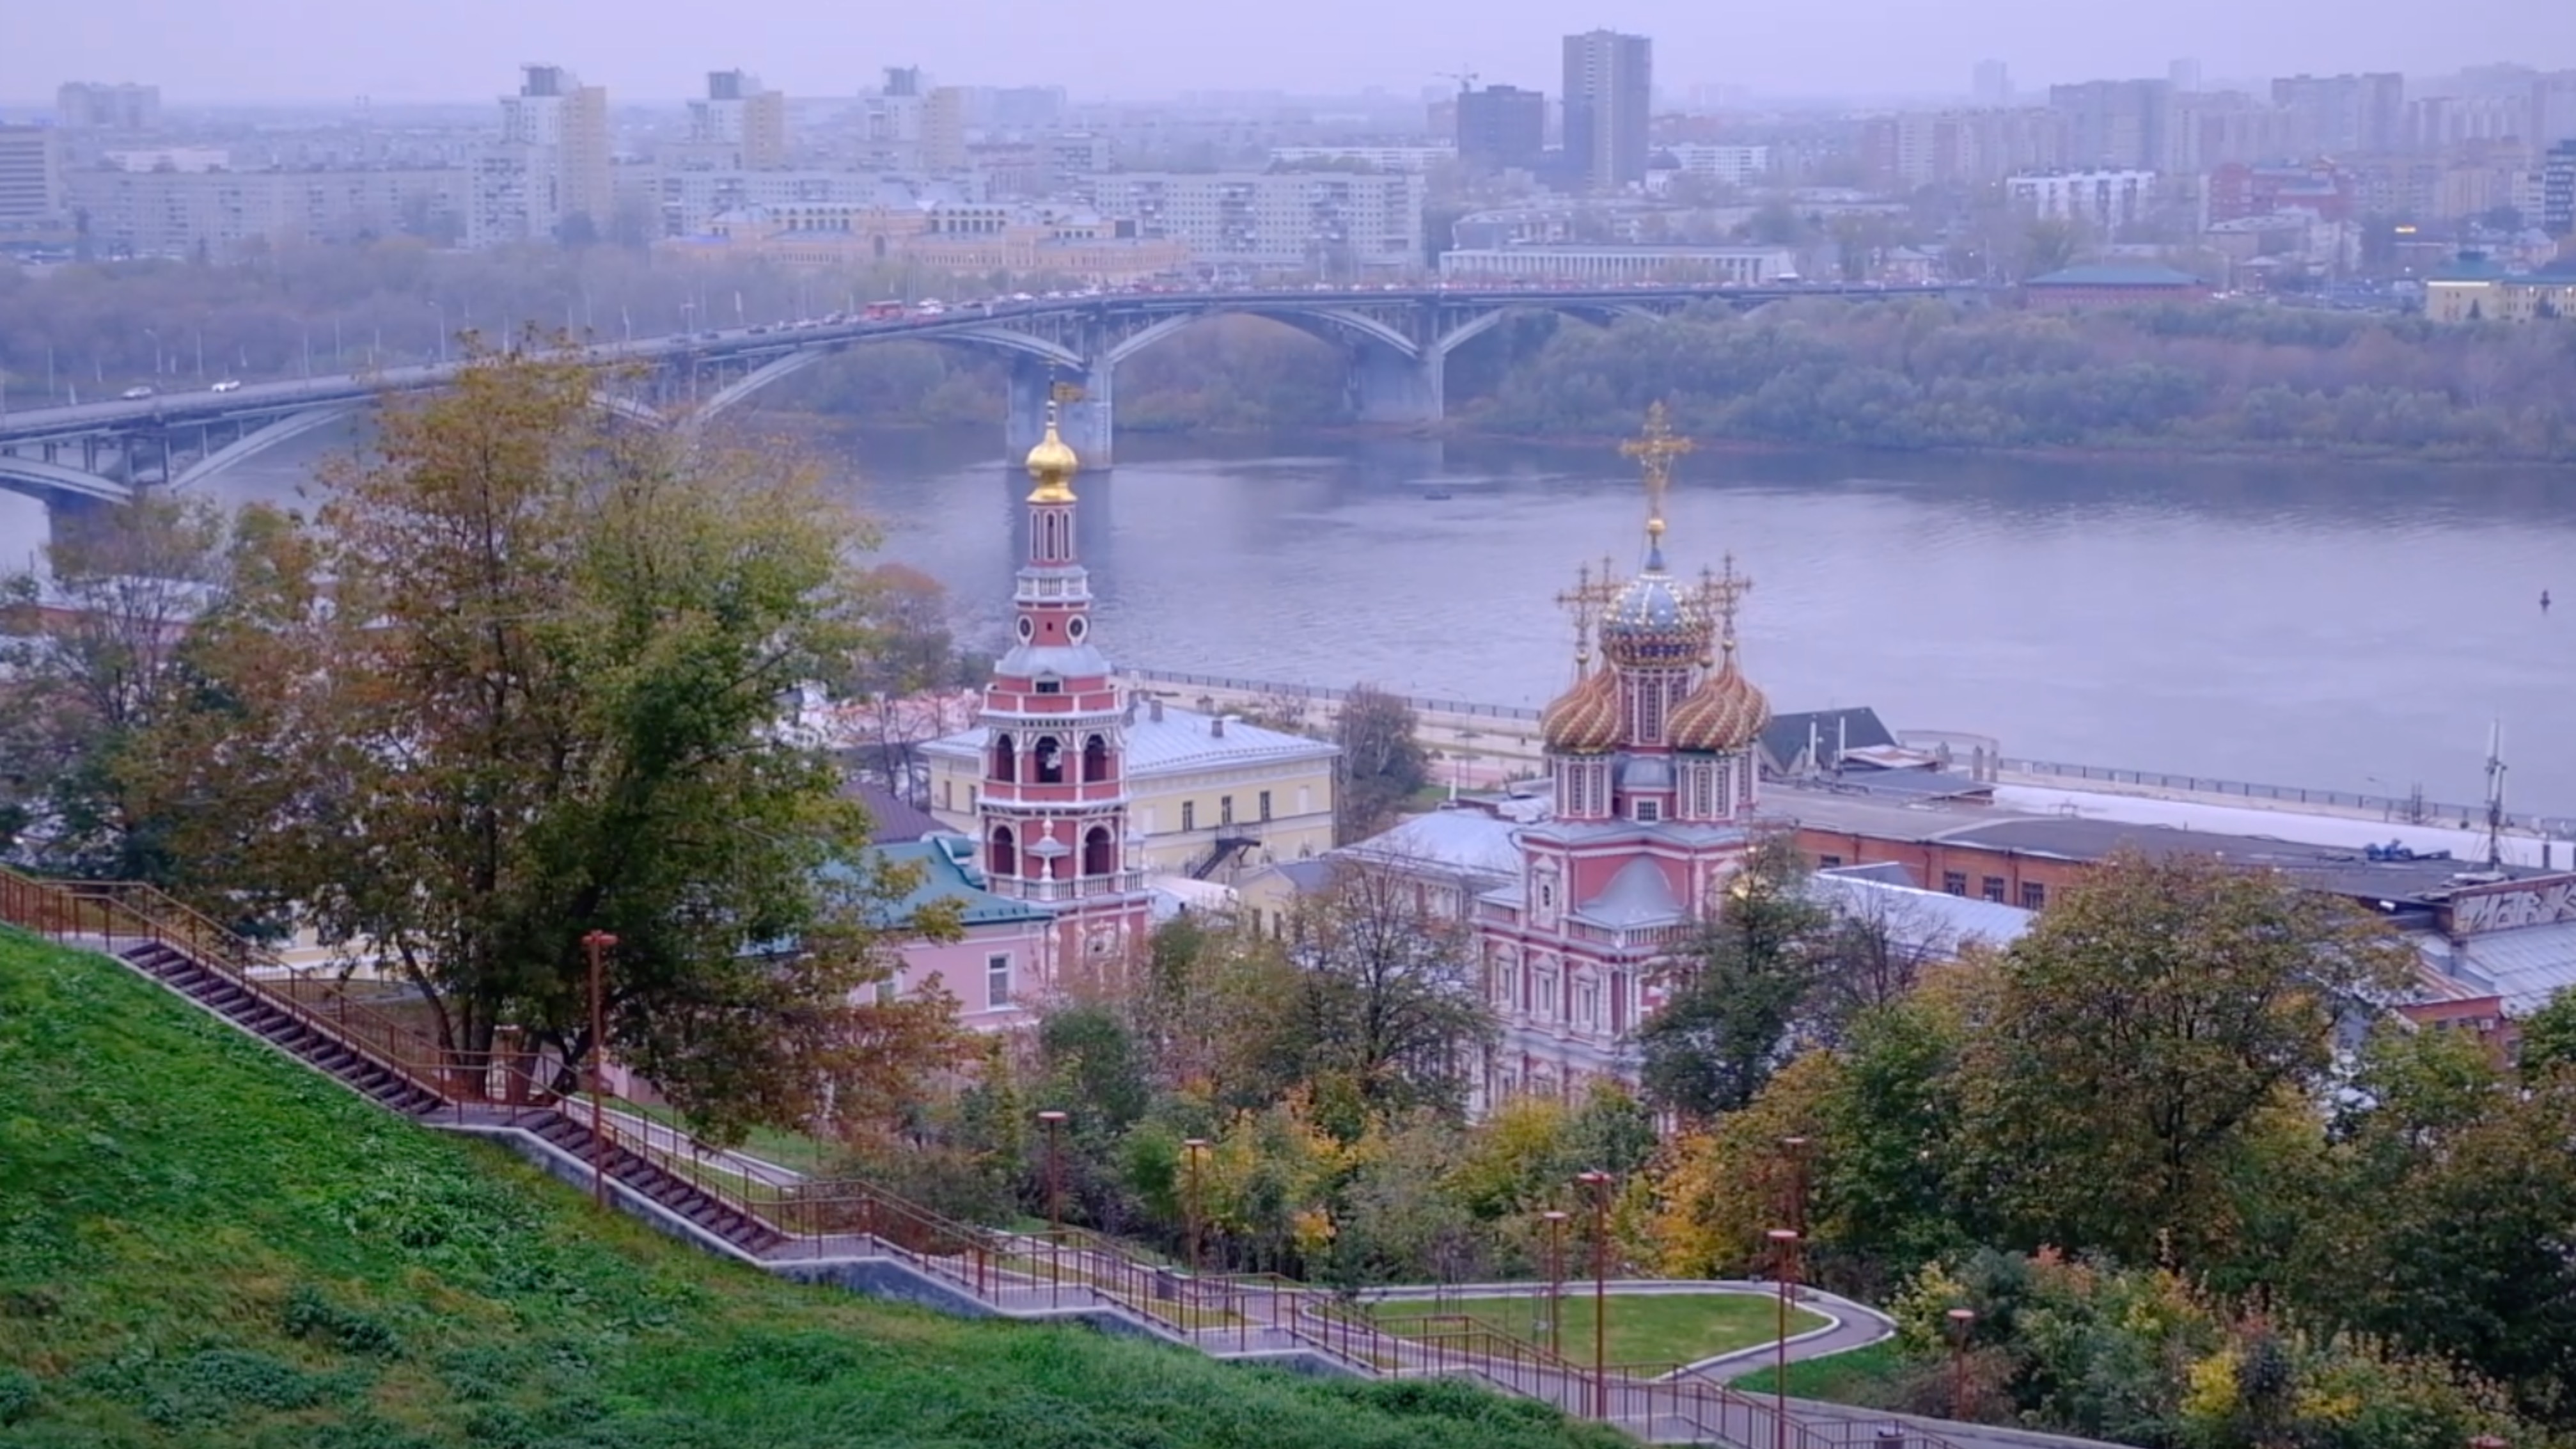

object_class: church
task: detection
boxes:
[1473,402,1771,1104]
[891,400,1774,1105]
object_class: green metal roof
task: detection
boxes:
[867,836,1053,929]
[2027,264,2204,288]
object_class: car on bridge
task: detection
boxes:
[209,379,242,393]
[119,385,155,400]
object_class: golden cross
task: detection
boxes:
[1699,553,1754,652]
[1551,555,1623,665]
[1617,401,1696,540]
[1050,380,1088,405]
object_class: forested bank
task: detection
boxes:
[768,298,2576,460]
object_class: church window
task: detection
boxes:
[991,734,1017,783]
[1578,979,1599,1028]
[1635,798,1662,824]
[989,826,1017,878]
[1033,736,1064,784]
[1082,734,1110,782]
[1084,825,1115,876]
[1035,679,1062,695]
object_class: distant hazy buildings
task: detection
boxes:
[54,82,161,131]
[2007,169,2157,230]
[2048,79,2171,171]
[923,87,969,171]
[2547,139,2576,234]
[686,70,787,170]
[1972,60,2013,107]
[2270,72,2404,156]
[1457,84,1546,172]
[1438,242,1795,283]
[664,201,1190,284]
[1563,29,1653,191]
[1080,170,1426,276]
[469,63,611,246]
[0,126,65,223]
[1654,143,1771,187]
[1864,109,2065,188]
[1270,143,1456,173]
[67,168,466,258]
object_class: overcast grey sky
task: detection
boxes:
[8,0,2572,106]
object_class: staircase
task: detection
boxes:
[118,940,445,1118]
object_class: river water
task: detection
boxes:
[4,424,2572,814]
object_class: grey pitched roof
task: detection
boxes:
[1759,708,1897,772]
[920,702,1337,778]
[1342,807,1523,882]
[846,780,946,844]
[1807,869,2034,952]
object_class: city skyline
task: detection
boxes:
[8,0,2576,107]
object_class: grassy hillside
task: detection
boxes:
[0,928,1621,1449]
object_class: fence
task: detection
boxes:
[1999,757,2576,837]
[1126,665,2575,837]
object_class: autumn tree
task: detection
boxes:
[1282,860,1494,1119]
[0,496,229,882]
[1957,851,2413,1268]
[1333,683,1429,844]
[161,347,957,1143]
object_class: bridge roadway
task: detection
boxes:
[0,281,1962,506]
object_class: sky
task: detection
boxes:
[7,0,2573,106]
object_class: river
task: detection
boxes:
[4,424,2572,814]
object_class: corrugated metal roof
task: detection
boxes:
[1808,871,2034,951]
[2451,920,2576,1013]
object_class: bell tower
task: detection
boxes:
[973,399,1150,990]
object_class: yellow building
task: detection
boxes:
[2425,262,2576,323]
[922,695,1339,884]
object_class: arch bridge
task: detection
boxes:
[0,282,1964,510]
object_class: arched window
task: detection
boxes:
[989,826,1017,878]
[990,734,1017,783]
[1033,736,1064,784]
[1083,825,1115,877]
[1081,734,1110,782]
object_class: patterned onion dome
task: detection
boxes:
[1669,652,1771,754]
[1540,666,1621,754]
[1598,565,1710,670]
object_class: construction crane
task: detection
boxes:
[1435,67,1480,94]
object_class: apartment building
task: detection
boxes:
[1081,170,1425,275]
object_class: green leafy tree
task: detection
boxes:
[2517,985,2576,1082]
[1635,834,1828,1121]
[162,347,952,1143]
[1333,683,1429,844]
[0,496,229,882]
[1958,851,2414,1269]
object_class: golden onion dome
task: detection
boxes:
[1669,651,1771,754]
[1024,420,1080,503]
[1541,665,1622,755]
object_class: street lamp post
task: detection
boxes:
[1182,1137,1210,1278]
[1540,1209,1570,1359]
[1768,1228,1802,1449]
[432,300,448,363]
[1779,1136,1811,1239]
[1037,1109,1068,1302]
[581,930,619,1208]
[1576,1170,1614,1420]
[1945,1307,1977,1423]
[144,327,161,378]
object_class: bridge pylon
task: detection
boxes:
[1005,355,1117,467]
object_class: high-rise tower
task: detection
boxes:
[1562,29,1653,191]
[971,406,1151,994]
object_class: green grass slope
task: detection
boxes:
[0,928,1623,1449]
